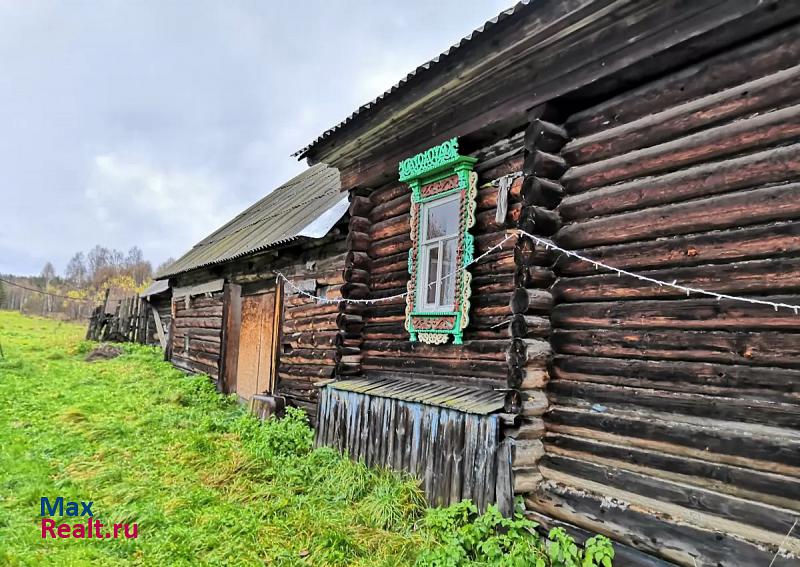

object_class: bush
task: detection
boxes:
[416,500,614,567]
[235,406,314,459]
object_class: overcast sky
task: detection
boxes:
[0,1,512,276]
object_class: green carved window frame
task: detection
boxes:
[399,138,478,345]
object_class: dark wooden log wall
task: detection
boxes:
[316,386,502,510]
[359,132,539,392]
[334,115,571,510]
[503,106,567,497]
[274,240,347,422]
[528,25,800,567]
[170,292,225,379]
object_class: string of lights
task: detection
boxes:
[276,220,800,314]
[277,232,517,303]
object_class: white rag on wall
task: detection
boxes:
[495,175,512,224]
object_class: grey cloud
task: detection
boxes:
[0,0,512,275]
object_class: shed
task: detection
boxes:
[298,1,800,565]
[158,164,350,419]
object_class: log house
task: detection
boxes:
[294,1,800,565]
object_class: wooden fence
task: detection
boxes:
[86,291,168,348]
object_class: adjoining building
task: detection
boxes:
[157,164,349,419]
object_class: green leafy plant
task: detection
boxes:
[582,535,614,567]
[235,406,314,459]
[548,527,581,567]
[416,501,613,567]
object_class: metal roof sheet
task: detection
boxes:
[157,164,343,278]
[329,377,508,415]
[139,279,170,298]
[294,1,531,159]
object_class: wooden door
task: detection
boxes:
[235,292,280,401]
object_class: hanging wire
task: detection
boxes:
[521,231,800,314]
[277,232,517,303]
[0,277,97,304]
[275,215,800,314]
[488,171,524,186]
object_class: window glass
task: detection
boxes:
[425,244,439,305]
[439,238,457,307]
[426,198,460,239]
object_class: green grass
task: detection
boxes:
[0,311,615,567]
[0,311,426,566]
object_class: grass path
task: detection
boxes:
[0,312,425,566]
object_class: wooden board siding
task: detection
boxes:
[316,385,505,510]
[170,292,225,379]
[534,28,800,567]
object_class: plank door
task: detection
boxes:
[235,292,280,401]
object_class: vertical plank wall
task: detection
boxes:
[530,25,800,566]
[316,387,501,509]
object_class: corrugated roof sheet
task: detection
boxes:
[329,377,508,415]
[158,164,343,278]
[294,1,531,159]
[139,279,170,298]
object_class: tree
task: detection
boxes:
[110,249,125,270]
[0,279,6,309]
[87,245,111,282]
[41,262,56,283]
[125,246,152,285]
[65,252,88,286]
[125,246,144,266]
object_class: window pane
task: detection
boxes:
[425,244,439,305]
[426,198,460,239]
[439,238,457,307]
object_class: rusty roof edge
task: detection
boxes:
[293,1,531,159]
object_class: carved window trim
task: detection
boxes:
[400,137,477,345]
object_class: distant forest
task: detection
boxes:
[0,246,174,320]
